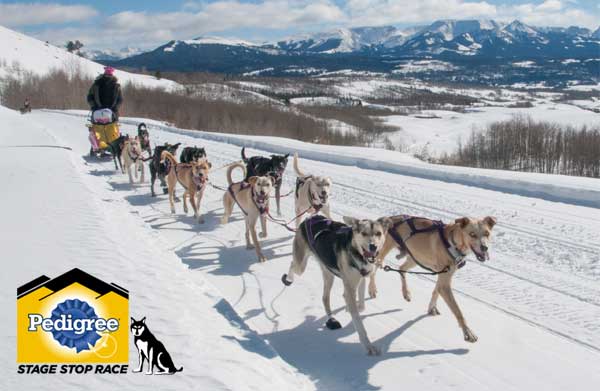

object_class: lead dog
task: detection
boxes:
[241,147,289,216]
[282,214,392,355]
[221,162,274,262]
[161,151,211,223]
[122,136,144,184]
[370,215,496,343]
[292,153,332,227]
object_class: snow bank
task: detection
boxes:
[44,109,600,209]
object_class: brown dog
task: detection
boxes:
[221,162,274,262]
[370,215,496,343]
[161,151,211,223]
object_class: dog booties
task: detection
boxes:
[301,215,352,277]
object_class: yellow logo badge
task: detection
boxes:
[17,268,128,364]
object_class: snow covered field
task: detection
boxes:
[0,26,178,90]
[383,103,600,154]
[2,107,599,390]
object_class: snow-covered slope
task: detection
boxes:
[0,25,177,89]
[4,106,600,390]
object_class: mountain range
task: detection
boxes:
[110,19,600,86]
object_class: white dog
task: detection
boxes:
[292,153,332,227]
[121,137,144,184]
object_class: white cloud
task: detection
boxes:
[0,3,98,27]
[343,0,498,26]
[498,1,598,29]
[19,0,600,50]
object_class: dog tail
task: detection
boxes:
[293,152,305,177]
[226,162,246,185]
[241,147,248,162]
[160,150,177,167]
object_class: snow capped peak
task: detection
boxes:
[592,27,600,39]
[503,20,538,36]
[421,19,500,41]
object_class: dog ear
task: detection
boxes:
[284,153,290,159]
[130,317,136,324]
[248,176,258,186]
[377,217,393,232]
[343,216,358,228]
[455,217,471,228]
[268,176,276,185]
[141,317,146,324]
[207,162,212,168]
[483,216,497,229]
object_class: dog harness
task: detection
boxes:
[302,215,369,277]
[388,215,466,273]
[227,182,268,216]
[295,176,323,212]
[128,150,140,163]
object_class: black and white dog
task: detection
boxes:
[282,214,392,356]
[241,147,289,216]
[108,134,128,172]
[130,317,183,375]
[150,142,181,197]
[180,146,207,164]
[137,123,151,154]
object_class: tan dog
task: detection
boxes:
[161,151,211,223]
[121,137,144,184]
[221,163,274,262]
[292,153,332,227]
[371,215,496,343]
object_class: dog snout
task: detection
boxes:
[368,243,377,252]
[481,244,488,252]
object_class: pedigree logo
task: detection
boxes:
[17,268,129,374]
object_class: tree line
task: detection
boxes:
[449,116,600,178]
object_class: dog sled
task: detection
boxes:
[87,109,121,158]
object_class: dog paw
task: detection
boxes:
[325,318,342,330]
[246,244,255,249]
[281,274,293,286]
[162,188,168,194]
[132,369,141,373]
[198,217,205,224]
[259,232,267,238]
[183,207,188,214]
[366,344,381,356]
[170,209,175,214]
[463,328,478,343]
[220,218,228,224]
[357,302,366,313]
[428,307,441,316]
[174,197,181,203]
[368,285,377,299]
[402,289,412,302]
[145,372,153,375]
[258,255,267,263]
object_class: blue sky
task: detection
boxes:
[1,1,598,50]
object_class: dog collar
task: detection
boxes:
[447,235,467,268]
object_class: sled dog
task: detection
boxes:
[221,162,274,262]
[371,215,497,343]
[283,214,392,355]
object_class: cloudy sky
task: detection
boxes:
[1,0,598,50]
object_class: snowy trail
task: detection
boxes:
[16,110,600,390]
